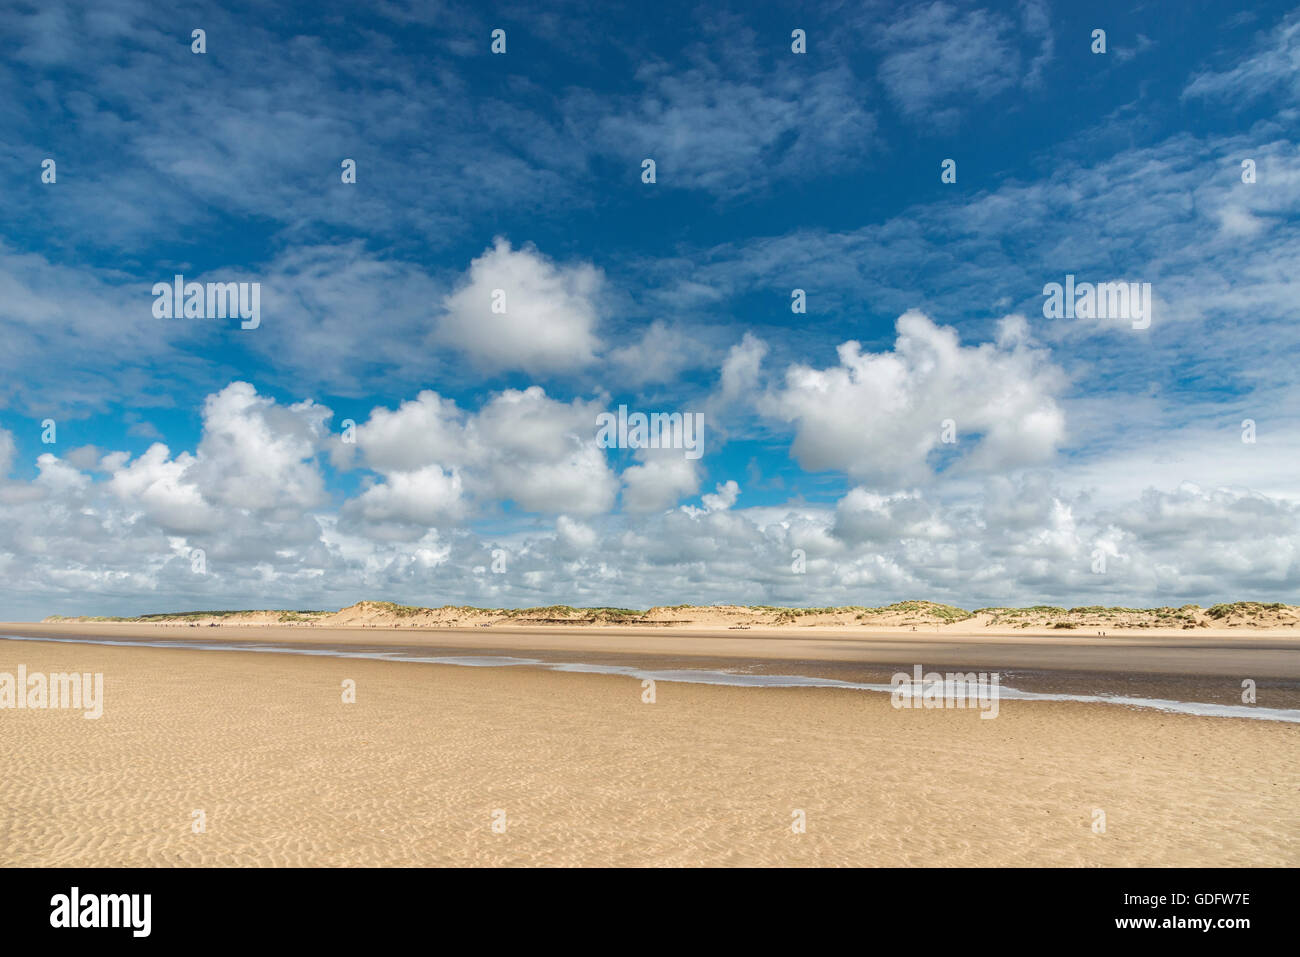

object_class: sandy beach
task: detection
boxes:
[1,631,1296,867]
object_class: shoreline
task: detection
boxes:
[8,619,1300,676]
[5,627,1300,719]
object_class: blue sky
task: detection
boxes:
[1,0,1298,619]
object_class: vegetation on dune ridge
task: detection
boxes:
[695,600,976,619]
[977,602,1291,616]
[874,601,973,620]
[41,599,1298,625]
[1207,601,1288,618]
[45,610,330,622]
[346,602,644,619]
[343,600,978,620]
[346,601,430,618]
[497,605,643,619]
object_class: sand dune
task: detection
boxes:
[40,598,1300,633]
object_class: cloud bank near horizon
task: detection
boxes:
[1,1,1297,618]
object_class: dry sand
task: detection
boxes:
[1,636,1296,867]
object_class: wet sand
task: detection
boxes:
[7,620,1300,708]
[1,637,1296,866]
